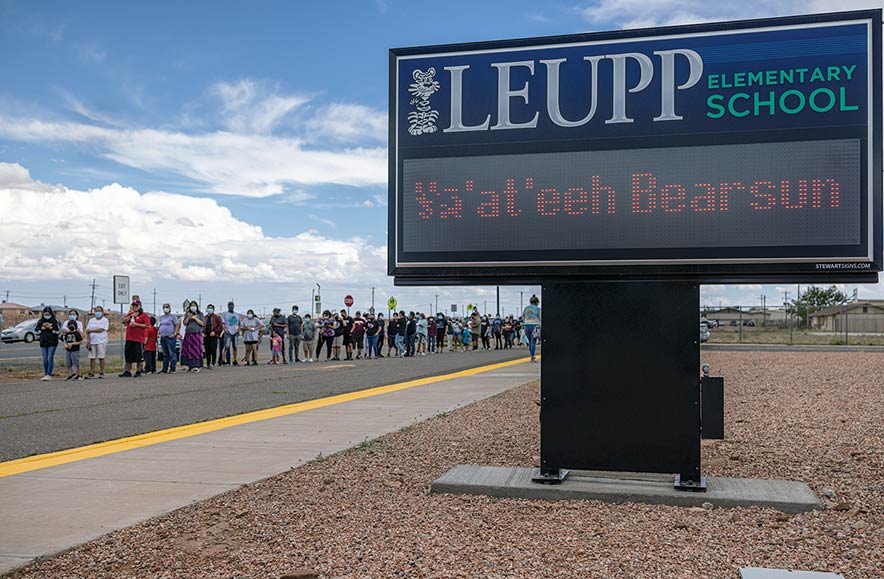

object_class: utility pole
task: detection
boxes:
[758,294,766,326]
[90,279,97,313]
[435,294,439,315]
[783,290,792,345]
[316,283,321,315]
[520,291,524,313]
[63,295,67,308]
[152,288,157,317]
[5,290,9,302]
[371,287,375,312]
[198,293,202,309]
[496,286,500,316]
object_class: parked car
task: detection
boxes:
[1,318,41,343]
[729,320,738,327]
[743,320,756,327]
[700,323,710,343]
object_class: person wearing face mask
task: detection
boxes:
[120,300,150,378]
[269,308,288,364]
[203,304,223,369]
[157,304,179,373]
[85,306,109,378]
[143,316,159,374]
[36,306,61,380]
[221,301,242,366]
[59,309,84,340]
[177,300,205,372]
[300,313,316,362]
[239,309,263,365]
[286,305,303,363]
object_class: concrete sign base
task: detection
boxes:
[431,465,822,514]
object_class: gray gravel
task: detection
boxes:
[6,351,883,579]
[0,347,530,461]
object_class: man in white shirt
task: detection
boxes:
[85,306,110,378]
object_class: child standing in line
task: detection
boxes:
[144,316,158,374]
[270,333,283,365]
[63,320,83,381]
[461,325,472,351]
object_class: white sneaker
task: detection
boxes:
[41,375,50,381]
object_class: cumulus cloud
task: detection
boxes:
[0,163,386,284]
[0,117,386,197]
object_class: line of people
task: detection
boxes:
[34,295,541,380]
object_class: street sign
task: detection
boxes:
[113,276,130,305]
[344,295,354,307]
[387,296,397,310]
[389,10,882,283]
[467,304,474,311]
[450,304,457,313]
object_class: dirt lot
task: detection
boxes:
[8,351,884,579]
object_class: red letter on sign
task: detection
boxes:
[750,181,777,210]
[810,178,840,208]
[780,179,807,209]
[717,182,743,212]
[504,179,522,216]
[690,184,717,212]
[415,181,432,220]
[631,173,656,213]
[660,184,686,213]
[537,188,561,216]
[563,188,588,215]
[591,176,616,214]
[476,190,500,218]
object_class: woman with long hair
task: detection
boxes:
[522,294,542,362]
[36,306,60,380]
[178,300,205,372]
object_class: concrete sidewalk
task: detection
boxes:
[0,358,539,575]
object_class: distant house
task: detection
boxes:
[0,301,33,328]
[810,301,884,333]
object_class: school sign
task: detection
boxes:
[389,10,882,283]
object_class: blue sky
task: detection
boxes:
[1,0,882,314]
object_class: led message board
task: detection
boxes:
[389,11,882,282]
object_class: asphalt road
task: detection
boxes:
[0,346,534,462]
[0,340,122,362]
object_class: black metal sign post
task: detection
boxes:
[536,281,703,489]
[390,11,882,495]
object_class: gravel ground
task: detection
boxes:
[8,352,884,579]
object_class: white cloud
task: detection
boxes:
[308,103,387,143]
[575,0,884,29]
[0,163,386,284]
[0,116,387,197]
[211,79,311,134]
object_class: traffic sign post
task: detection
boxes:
[113,275,130,368]
[344,295,354,313]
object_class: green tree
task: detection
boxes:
[789,285,847,327]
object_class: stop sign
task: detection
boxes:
[344,295,354,307]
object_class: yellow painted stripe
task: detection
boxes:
[0,356,535,478]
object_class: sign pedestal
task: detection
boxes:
[538,281,703,490]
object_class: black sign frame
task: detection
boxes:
[388,10,882,284]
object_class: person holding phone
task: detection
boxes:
[36,306,60,380]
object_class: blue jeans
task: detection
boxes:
[405,333,416,356]
[161,336,178,372]
[366,335,379,358]
[525,325,538,357]
[40,345,57,376]
[394,334,405,354]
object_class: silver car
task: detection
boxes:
[1,318,41,343]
